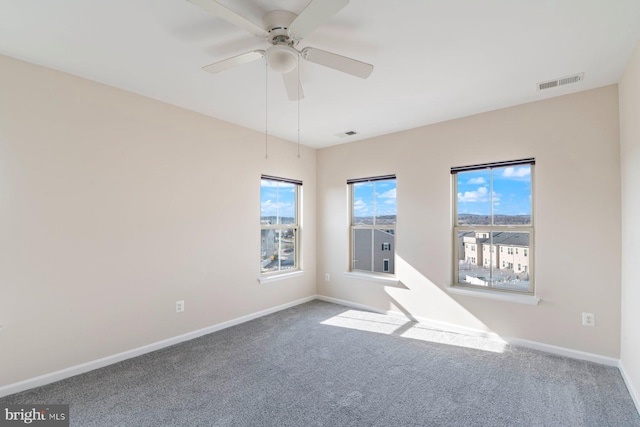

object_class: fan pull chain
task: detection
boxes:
[297,56,300,159]
[265,60,269,159]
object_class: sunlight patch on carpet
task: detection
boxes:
[321,310,506,353]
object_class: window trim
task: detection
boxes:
[446,285,540,305]
[260,175,301,277]
[343,271,400,285]
[451,158,535,174]
[348,175,397,276]
[452,160,535,296]
[258,270,304,284]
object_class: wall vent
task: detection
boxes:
[537,73,584,91]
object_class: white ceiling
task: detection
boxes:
[2,0,640,148]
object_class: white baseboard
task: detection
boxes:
[315,295,389,315]
[503,337,619,367]
[0,295,316,399]
[1,293,632,404]
[619,361,640,416]
[316,294,620,367]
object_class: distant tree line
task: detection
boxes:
[457,214,531,225]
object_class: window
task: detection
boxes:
[453,158,534,294]
[260,175,301,275]
[348,175,396,275]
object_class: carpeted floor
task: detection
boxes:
[2,300,639,426]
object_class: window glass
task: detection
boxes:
[456,169,491,225]
[492,165,531,226]
[350,178,396,275]
[261,177,300,275]
[453,161,534,294]
[260,180,296,225]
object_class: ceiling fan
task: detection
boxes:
[187,0,374,101]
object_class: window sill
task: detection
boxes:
[259,270,304,284]
[447,285,540,305]
[343,271,399,286]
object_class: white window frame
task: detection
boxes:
[348,175,396,276]
[452,159,535,295]
[260,175,301,277]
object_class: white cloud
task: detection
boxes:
[261,200,292,213]
[260,180,295,189]
[385,199,395,205]
[353,199,367,212]
[467,177,486,185]
[458,187,489,203]
[503,167,530,178]
[377,189,396,199]
[458,187,501,203]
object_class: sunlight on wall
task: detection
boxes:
[385,256,493,333]
[321,310,506,354]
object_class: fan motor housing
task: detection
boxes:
[262,10,298,46]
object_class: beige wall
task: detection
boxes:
[620,40,640,406]
[0,49,632,392]
[317,85,621,357]
[0,55,316,387]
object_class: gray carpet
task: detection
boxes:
[2,300,639,426]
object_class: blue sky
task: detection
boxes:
[260,180,296,220]
[457,166,531,216]
[353,179,397,218]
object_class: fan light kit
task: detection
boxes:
[187,0,374,101]
[265,45,299,74]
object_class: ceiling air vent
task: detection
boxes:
[335,130,359,138]
[537,73,584,91]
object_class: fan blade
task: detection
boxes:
[282,68,304,101]
[302,47,373,79]
[202,50,265,74]
[289,0,349,40]
[186,0,267,37]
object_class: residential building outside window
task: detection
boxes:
[452,159,534,294]
[348,175,396,275]
[260,175,301,275]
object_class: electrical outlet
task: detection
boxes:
[325,273,330,282]
[582,312,595,327]
[176,300,185,313]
